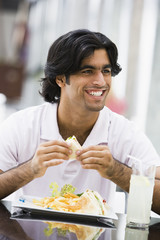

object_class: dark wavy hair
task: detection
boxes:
[40,29,122,103]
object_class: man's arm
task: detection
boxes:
[0,140,71,199]
[0,161,34,199]
[77,145,160,215]
[106,158,132,192]
[152,167,160,214]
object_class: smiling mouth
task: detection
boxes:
[85,90,106,97]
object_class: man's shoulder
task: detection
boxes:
[2,102,57,130]
[10,102,56,119]
[16,102,52,114]
[102,106,138,133]
[102,106,129,123]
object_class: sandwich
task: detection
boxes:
[66,135,82,160]
[76,189,109,216]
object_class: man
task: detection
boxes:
[0,29,160,214]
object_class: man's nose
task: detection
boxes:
[92,72,106,85]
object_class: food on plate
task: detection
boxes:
[44,221,104,240]
[33,183,110,216]
[66,135,82,159]
[78,189,109,216]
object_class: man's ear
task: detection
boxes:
[56,75,66,87]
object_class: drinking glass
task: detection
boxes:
[125,227,149,240]
[126,162,156,229]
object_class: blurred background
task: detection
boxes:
[0,0,160,154]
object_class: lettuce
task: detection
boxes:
[49,182,60,197]
[60,184,76,196]
[49,182,76,197]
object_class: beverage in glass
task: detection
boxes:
[126,163,156,229]
[125,227,149,240]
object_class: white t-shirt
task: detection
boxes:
[0,102,159,208]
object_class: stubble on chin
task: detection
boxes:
[86,104,105,112]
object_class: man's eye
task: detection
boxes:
[82,70,92,74]
[102,69,111,75]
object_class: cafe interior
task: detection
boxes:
[0,0,160,239]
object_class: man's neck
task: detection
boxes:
[57,104,99,145]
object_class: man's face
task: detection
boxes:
[60,49,112,112]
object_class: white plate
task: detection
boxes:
[12,195,117,227]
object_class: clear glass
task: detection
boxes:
[126,165,156,229]
[125,227,149,240]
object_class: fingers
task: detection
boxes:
[76,145,114,177]
[43,159,65,168]
[77,145,110,163]
[31,140,72,178]
[41,140,70,148]
[37,140,71,159]
[81,163,102,170]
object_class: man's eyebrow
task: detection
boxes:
[79,65,95,70]
[103,64,112,69]
[79,64,112,70]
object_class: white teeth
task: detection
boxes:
[89,91,103,96]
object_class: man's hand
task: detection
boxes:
[0,140,72,199]
[31,140,71,178]
[77,144,132,193]
[76,144,115,178]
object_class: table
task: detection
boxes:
[0,200,160,240]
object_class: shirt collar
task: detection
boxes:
[40,103,110,145]
[83,107,110,147]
